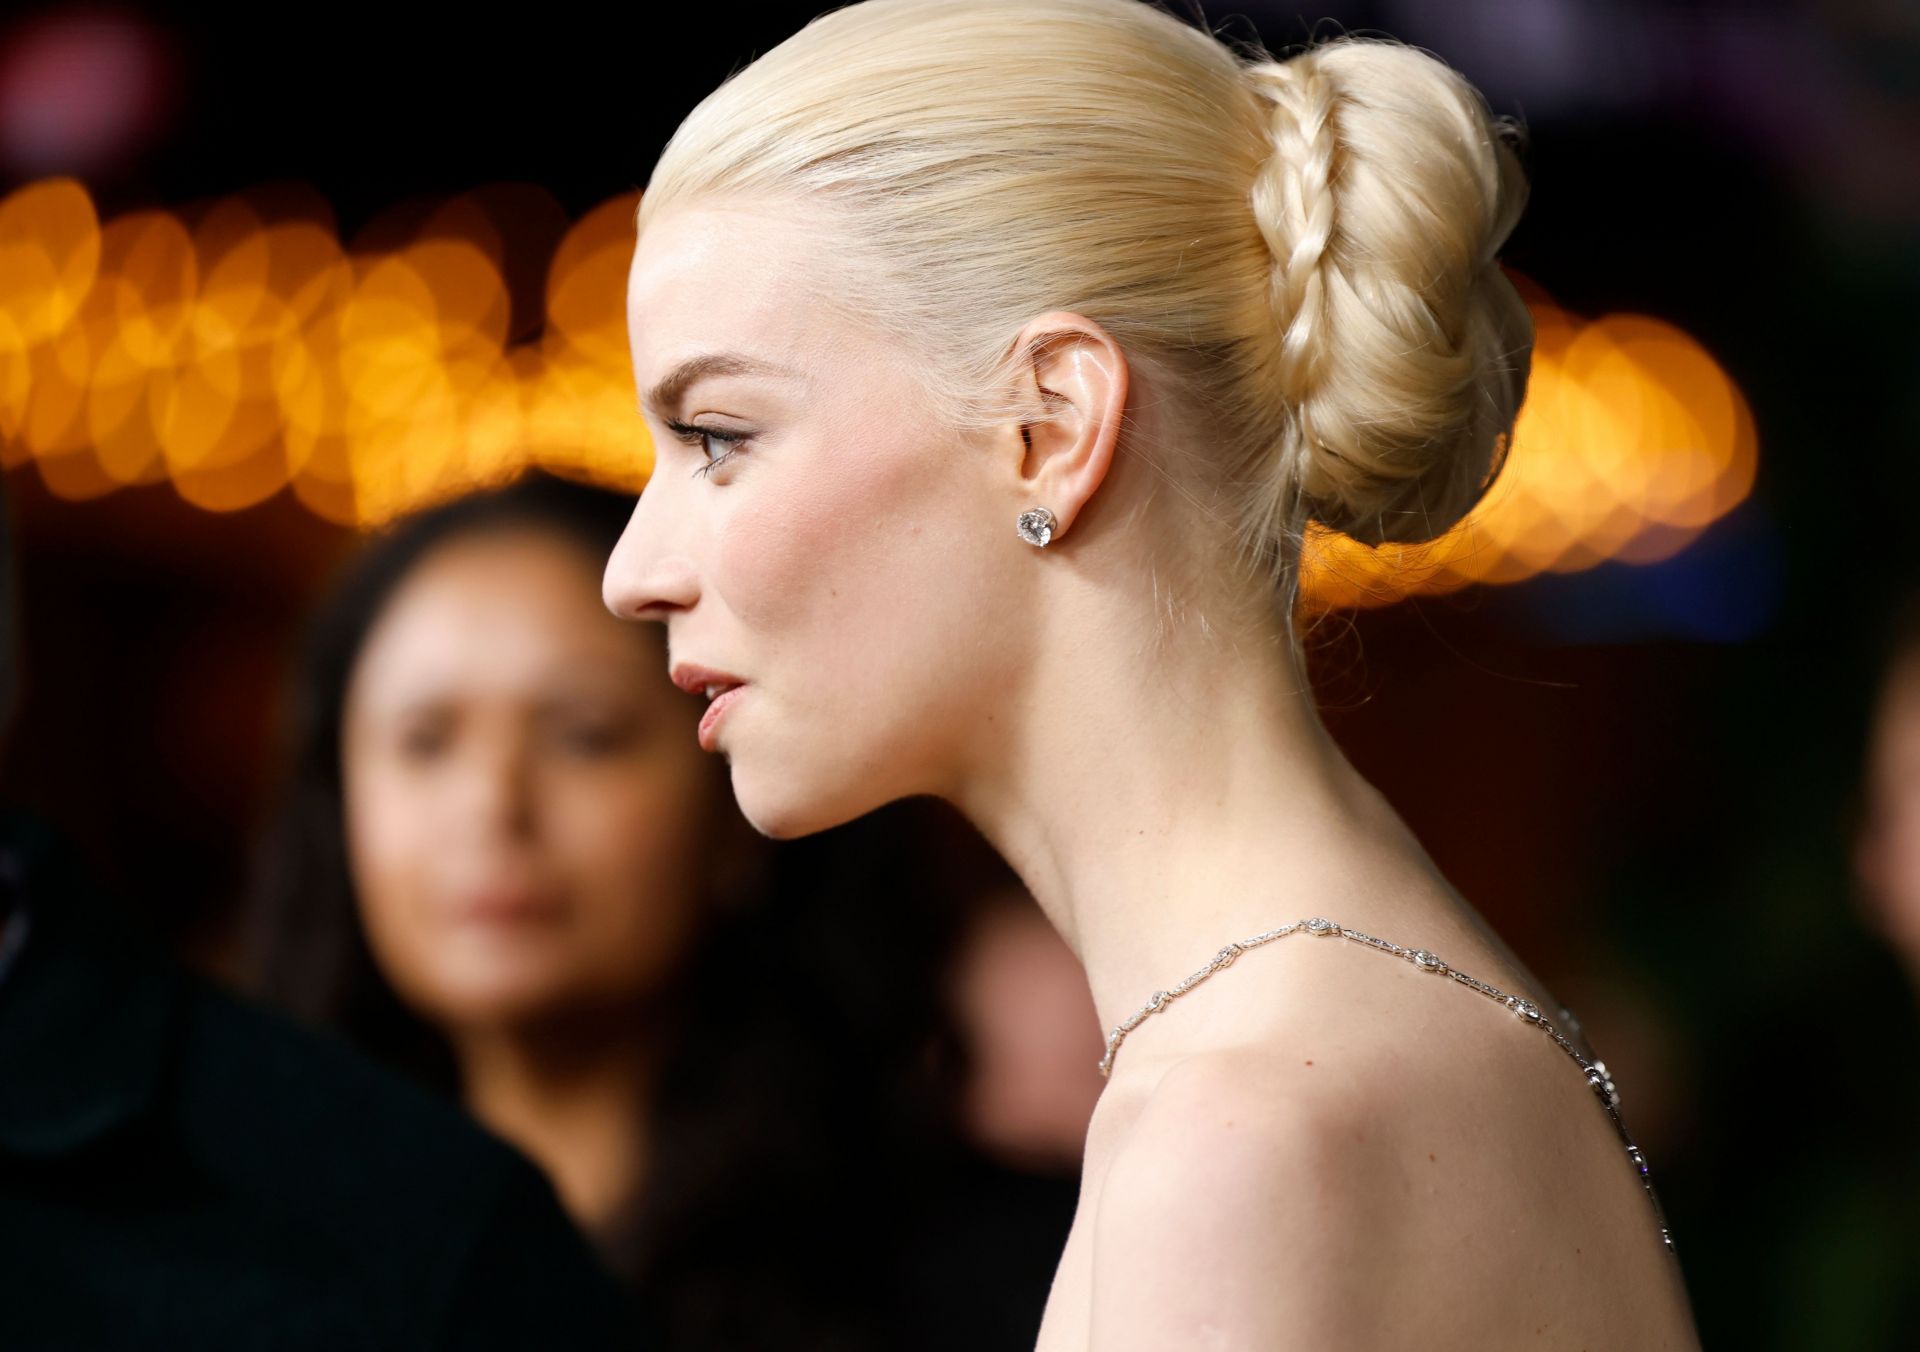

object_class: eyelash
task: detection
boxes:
[665,419,747,479]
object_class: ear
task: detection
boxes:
[1006,311,1129,543]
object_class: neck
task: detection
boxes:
[453,1009,661,1238]
[953,581,1467,1065]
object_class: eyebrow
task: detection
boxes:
[641,352,803,416]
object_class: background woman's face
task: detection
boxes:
[1861,653,1920,971]
[343,527,726,1032]
[606,201,1032,838]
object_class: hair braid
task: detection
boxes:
[1248,56,1339,412]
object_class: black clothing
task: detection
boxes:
[899,1151,1079,1352]
[0,815,633,1351]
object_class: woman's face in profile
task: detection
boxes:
[607,200,1033,838]
[343,528,726,1031]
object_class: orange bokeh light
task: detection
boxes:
[1296,288,1758,612]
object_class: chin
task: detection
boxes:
[728,754,892,842]
[420,979,569,1031]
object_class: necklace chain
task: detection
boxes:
[1096,915,1675,1252]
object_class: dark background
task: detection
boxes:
[3,1,1918,1345]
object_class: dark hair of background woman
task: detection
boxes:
[248,469,1020,1349]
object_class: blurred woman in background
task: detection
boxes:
[948,885,1104,1179]
[252,473,743,1263]
[250,471,1068,1349]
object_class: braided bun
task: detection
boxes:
[1245,41,1532,548]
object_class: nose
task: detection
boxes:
[603,478,699,622]
[455,727,538,844]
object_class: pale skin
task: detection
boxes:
[606,198,1701,1350]
[344,528,735,1241]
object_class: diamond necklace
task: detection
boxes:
[1100,915,1562,1076]
[1096,914,1675,1253]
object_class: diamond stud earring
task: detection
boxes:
[1016,506,1057,548]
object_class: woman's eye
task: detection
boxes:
[666,420,747,479]
[555,723,635,756]
[398,724,453,760]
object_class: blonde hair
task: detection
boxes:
[640,0,1533,610]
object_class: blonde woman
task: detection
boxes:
[603,1,1701,1346]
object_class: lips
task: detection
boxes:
[448,889,565,926]
[672,663,749,751]
[697,684,746,751]
[671,663,747,700]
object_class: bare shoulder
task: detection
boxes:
[1085,1044,1420,1350]
[1082,962,1699,1350]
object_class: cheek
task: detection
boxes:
[343,759,428,932]
[719,452,908,627]
[341,760,453,1004]
[715,432,1005,702]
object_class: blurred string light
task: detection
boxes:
[0,177,648,525]
[1297,280,1758,612]
[0,177,1755,611]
